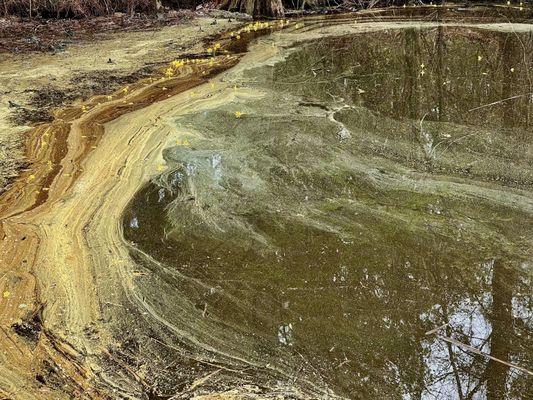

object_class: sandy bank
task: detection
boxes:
[0,13,244,192]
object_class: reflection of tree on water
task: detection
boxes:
[436,23,445,122]
[124,25,533,399]
[403,28,421,120]
[321,243,531,398]
[500,33,522,128]
[274,26,532,130]
[263,27,533,397]
[407,28,532,399]
[486,259,515,399]
[418,258,531,399]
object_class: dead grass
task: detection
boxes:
[1,0,161,18]
[0,9,202,52]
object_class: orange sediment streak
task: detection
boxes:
[0,52,240,399]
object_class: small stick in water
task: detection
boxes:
[468,93,533,112]
[428,332,533,376]
[424,323,449,336]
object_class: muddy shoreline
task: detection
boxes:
[0,6,532,399]
[0,18,292,399]
[0,12,248,194]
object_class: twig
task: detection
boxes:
[172,368,221,397]
[424,323,448,336]
[436,335,533,376]
[468,93,532,112]
[101,347,150,388]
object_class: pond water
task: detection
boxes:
[123,17,532,399]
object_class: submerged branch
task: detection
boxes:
[425,329,533,377]
[468,93,533,112]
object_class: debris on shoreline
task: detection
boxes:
[0,13,244,194]
[0,8,250,53]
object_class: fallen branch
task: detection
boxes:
[468,93,532,112]
[437,334,533,376]
[426,324,532,376]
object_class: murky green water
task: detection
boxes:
[124,20,532,399]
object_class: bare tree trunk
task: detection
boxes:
[220,0,284,18]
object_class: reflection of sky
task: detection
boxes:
[211,153,223,185]
[170,151,223,186]
[420,297,490,399]
[512,261,532,327]
[411,259,530,399]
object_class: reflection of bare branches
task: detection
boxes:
[442,307,466,400]
[464,370,486,400]
[509,27,533,95]
[426,328,533,376]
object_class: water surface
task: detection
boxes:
[124,20,532,399]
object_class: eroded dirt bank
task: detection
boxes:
[0,7,532,400]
